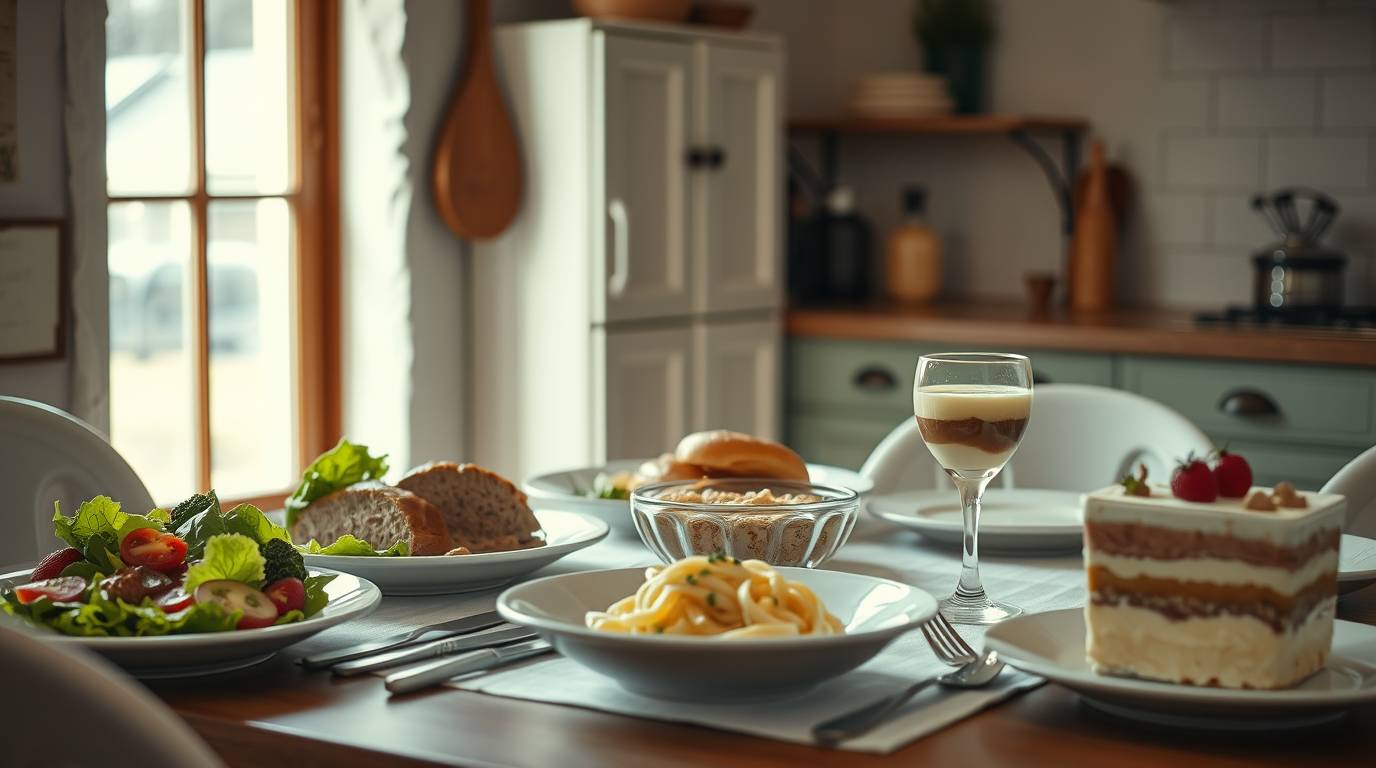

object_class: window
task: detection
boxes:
[106,0,338,506]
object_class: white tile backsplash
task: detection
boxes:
[1164,135,1264,187]
[1211,193,1276,247]
[1322,74,1376,126]
[1271,14,1375,70]
[1167,17,1268,73]
[1218,76,1318,128]
[1267,135,1371,188]
[1152,193,1211,244]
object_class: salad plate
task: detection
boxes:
[869,488,1084,553]
[985,607,1376,730]
[1,566,380,678]
[497,566,936,701]
[301,509,609,595]
[523,460,874,537]
[1339,534,1376,595]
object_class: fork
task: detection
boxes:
[919,611,978,667]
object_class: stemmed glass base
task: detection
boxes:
[939,591,1023,625]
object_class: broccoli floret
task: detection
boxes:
[170,490,220,530]
[261,538,307,584]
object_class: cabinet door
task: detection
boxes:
[601,326,694,461]
[696,318,780,440]
[597,34,694,323]
[698,44,782,314]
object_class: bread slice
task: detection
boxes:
[398,462,543,552]
[288,483,453,555]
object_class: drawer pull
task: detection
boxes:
[853,366,897,392]
[1218,389,1279,417]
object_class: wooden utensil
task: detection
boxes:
[432,0,523,240]
[1067,140,1116,312]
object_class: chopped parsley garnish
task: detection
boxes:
[685,574,697,585]
[706,593,717,607]
[654,624,664,634]
[700,568,711,576]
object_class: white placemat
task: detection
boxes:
[287,515,1088,755]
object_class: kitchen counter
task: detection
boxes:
[787,302,1376,368]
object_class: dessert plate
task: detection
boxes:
[301,509,609,595]
[868,489,1083,553]
[1339,534,1376,595]
[523,460,874,537]
[0,567,380,679]
[497,566,936,702]
[985,607,1376,729]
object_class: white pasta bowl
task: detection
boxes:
[496,566,936,701]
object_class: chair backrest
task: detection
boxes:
[0,621,224,768]
[860,384,1214,494]
[0,396,155,565]
[1321,444,1376,537]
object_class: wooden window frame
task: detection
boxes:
[107,0,340,509]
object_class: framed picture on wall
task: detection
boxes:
[0,220,65,362]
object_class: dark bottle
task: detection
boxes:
[787,184,827,305]
[820,185,873,302]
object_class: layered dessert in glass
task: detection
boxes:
[1083,485,1345,689]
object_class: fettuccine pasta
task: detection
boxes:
[586,555,844,639]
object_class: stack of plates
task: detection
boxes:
[849,72,953,118]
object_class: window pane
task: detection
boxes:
[106,0,194,195]
[108,201,197,503]
[208,199,296,497]
[205,0,293,194]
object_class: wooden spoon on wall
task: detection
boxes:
[432,0,523,240]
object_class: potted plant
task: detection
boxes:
[912,0,995,114]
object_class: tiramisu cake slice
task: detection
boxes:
[1083,484,1344,689]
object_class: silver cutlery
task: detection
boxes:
[921,611,978,667]
[332,625,538,676]
[300,611,505,670]
[812,649,1005,744]
[384,638,554,694]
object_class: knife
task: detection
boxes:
[332,626,537,676]
[299,611,505,670]
[384,638,554,694]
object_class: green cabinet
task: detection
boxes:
[787,338,1376,488]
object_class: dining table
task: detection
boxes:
[146,513,1376,767]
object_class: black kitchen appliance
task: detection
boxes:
[1249,188,1345,311]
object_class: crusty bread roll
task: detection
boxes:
[629,453,708,491]
[674,430,809,481]
[398,462,544,553]
[289,483,453,555]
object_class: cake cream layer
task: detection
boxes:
[912,384,1032,422]
[1087,550,1339,593]
[1083,485,1345,550]
[1088,565,1335,632]
[1086,599,1334,689]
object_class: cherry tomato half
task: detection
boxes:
[119,528,188,573]
[264,578,306,616]
[156,584,195,613]
[14,576,88,605]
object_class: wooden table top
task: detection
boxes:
[150,586,1376,768]
[787,302,1376,367]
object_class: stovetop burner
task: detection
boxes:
[1195,306,1376,330]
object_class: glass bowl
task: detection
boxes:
[630,478,859,568]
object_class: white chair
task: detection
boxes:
[0,396,155,566]
[0,621,224,768]
[1322,445,1376,537]
[861,384,1215,494]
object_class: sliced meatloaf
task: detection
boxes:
[398,462,543,552]
[288,483,453,555]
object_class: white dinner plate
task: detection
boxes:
[523,460,875,538]
[985,607,1376,729]
[1340,534,1376,595]
[869,489,1084,554]
[302,509,608,595]
[0,567,380,678]
[497,566,935,702]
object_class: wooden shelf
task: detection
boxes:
[788,114,1089,136]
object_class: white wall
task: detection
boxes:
[0,0,106,427]
[756,0,1376,308]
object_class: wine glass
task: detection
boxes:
[914,353,1033,624]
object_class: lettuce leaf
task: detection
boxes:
[170,494,290,559]
[284,440,388,528]
[52,496,167,551]
[183,534,266,593]
[297,535,409,557]
[1,578,241,637]
[302,573,336,617]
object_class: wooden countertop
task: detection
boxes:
[787,303,1376,367]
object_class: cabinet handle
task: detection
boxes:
[853,366,897,392]
[686,147,710,168]
[608,198,630,296]
[706,147,725,169]
[1218,389,1280,417]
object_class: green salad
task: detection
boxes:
[1,492,335,637]
[285,439,410,557]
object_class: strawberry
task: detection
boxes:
[1171,454,1217,503]
[30,547,84,581]
[1212,449,1253,499]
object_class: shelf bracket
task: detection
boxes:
[1008,128,1080,238]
